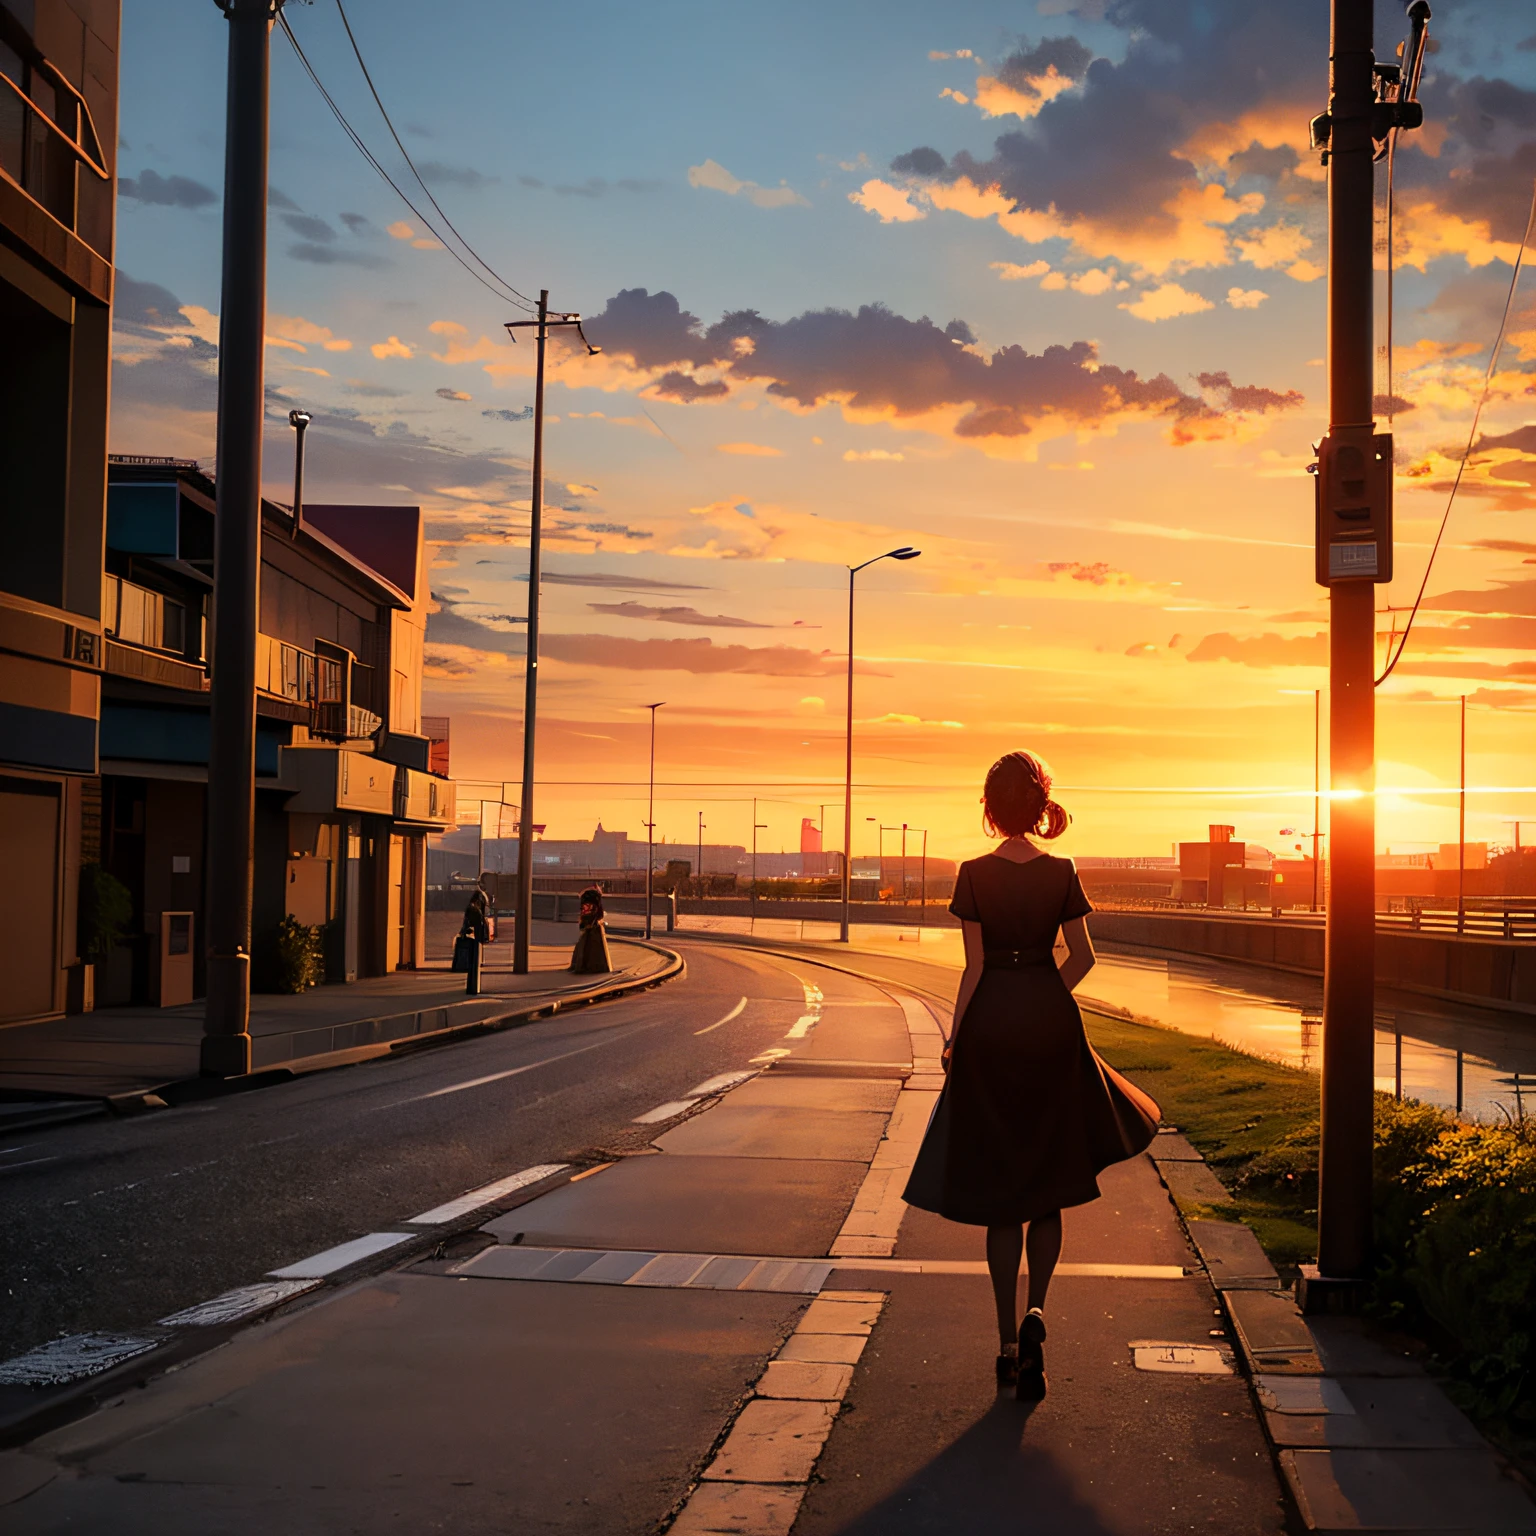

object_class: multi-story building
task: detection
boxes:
[95,457,455,1006]
[0,0,119,1024]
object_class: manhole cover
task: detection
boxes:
[1129,1339,1235,1375]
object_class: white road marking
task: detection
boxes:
[783,1014,820,1039]
[750,1047,791,1063]
[406,1163,569,1225]
[693,997,747,1035]
[687,1070,756,1097]
[633,1098,700,1124]
[269,1231,414,1279]
[160,1279,319,1328]
[0,1156,58,1173]
[0,1333,162,1387]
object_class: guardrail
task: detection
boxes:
[1094,898,1536,942]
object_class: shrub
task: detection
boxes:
[77,863,133,961]
[259,916,324,994]
[1373,1098,1536,1434]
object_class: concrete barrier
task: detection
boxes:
[1090,908,1536,1015]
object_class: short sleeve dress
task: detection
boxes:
[902,852,1160,1225]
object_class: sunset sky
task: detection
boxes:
[109,0,1536,863]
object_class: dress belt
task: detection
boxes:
[982,947,1056,969]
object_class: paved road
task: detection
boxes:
[0,940,839,1362]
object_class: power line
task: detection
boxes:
[277,11,537,313]
[331,0,540,312]
[1376,173,1536,686]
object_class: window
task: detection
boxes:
[102,574,192,656]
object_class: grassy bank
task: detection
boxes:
[1082,1006,1321,1268]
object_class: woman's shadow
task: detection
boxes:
[814,1397,1121,1536]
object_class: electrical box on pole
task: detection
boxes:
[1314,428,1393,586]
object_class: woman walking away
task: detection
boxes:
[903,751,1160,1402]
[569,886,612,974]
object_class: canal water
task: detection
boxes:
[675,913,1536,1123]
[1083,949,1536,1123]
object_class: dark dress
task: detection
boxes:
[569,894,612,974]
[902,852,1160,1225]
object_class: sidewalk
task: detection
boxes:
[0,926,674,1109]
[2,959,1309,1536]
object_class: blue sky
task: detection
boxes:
[111,1,1536,858]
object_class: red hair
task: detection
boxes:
[982,751,1069,840]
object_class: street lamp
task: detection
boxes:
[751,798,768,933]
[287,409,310,540]
[842,547,921,942]
[505,292,601,975]
[697,810,706,899]
[644,702,665,940]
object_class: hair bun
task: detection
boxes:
[982,750,1068,840]
[1038,798,1069,841]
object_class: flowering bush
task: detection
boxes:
[1374,1098,1536,1432]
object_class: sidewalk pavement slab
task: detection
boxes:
[0,932,669,1103]
[1150,1129,1206,1162]
[725,1076,901,1113]
[799,1158,1287,1536]
[654,1104,890,1162]
[481,1153,869,1257]
[1161,1158,1235,1206]
[1257,1374,1493,1450]
[3,1274,806,1535]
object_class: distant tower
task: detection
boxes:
[801,817,822,854]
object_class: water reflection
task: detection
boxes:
[1084,949,1536,1123]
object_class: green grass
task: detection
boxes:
[1082,1007,1321,1270]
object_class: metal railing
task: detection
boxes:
[1092,897,1536,941]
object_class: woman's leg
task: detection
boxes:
[985,1224,1024,1347]
[1024,1211,1063,1313]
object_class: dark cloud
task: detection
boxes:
[1186,632,1328,668]
[584,289,1300,441]
[1424,577,1536,615]
[890,146,950,180]
[287,242,390,268]
[436,388,472,401]
[1469,538,1536,562]
[112,339,218,416]
[427,593,527,658]
[282,212,335,242]
[339,212,379,237]
[896,3,1322,239]
[649,370,729,403]
[588,601,773,628]
[523,571,713,593]
[114,273,190,330]
[417,160,500,188]
[1393,658,1536,681]
[483,406,534,422]
[119,169,216,208]
[269,186,301,211]
[551,519,652,542]
[995,35,1094,95]
[540,633,884,677]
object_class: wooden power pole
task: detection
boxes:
[1305,0,1429,1304]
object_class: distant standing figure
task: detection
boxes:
[902,750,1160,1401]
[570,886,612,974]
[460,888,490,944]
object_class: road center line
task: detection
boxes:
[693,997,747,1035]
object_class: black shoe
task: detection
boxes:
[995,1351,1019,1388]
[1016,1308,1047,1401]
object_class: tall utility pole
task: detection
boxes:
[504,297,599,972]
[643,702,664,940]
[1313,688,1322,912]
[697,811,706,894]
[1307,0,1430,1301]
[203,0,282,1078]
[840,547,920,941]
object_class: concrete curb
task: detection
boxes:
[2,944,686,1131]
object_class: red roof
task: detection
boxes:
[303,504,421,600]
